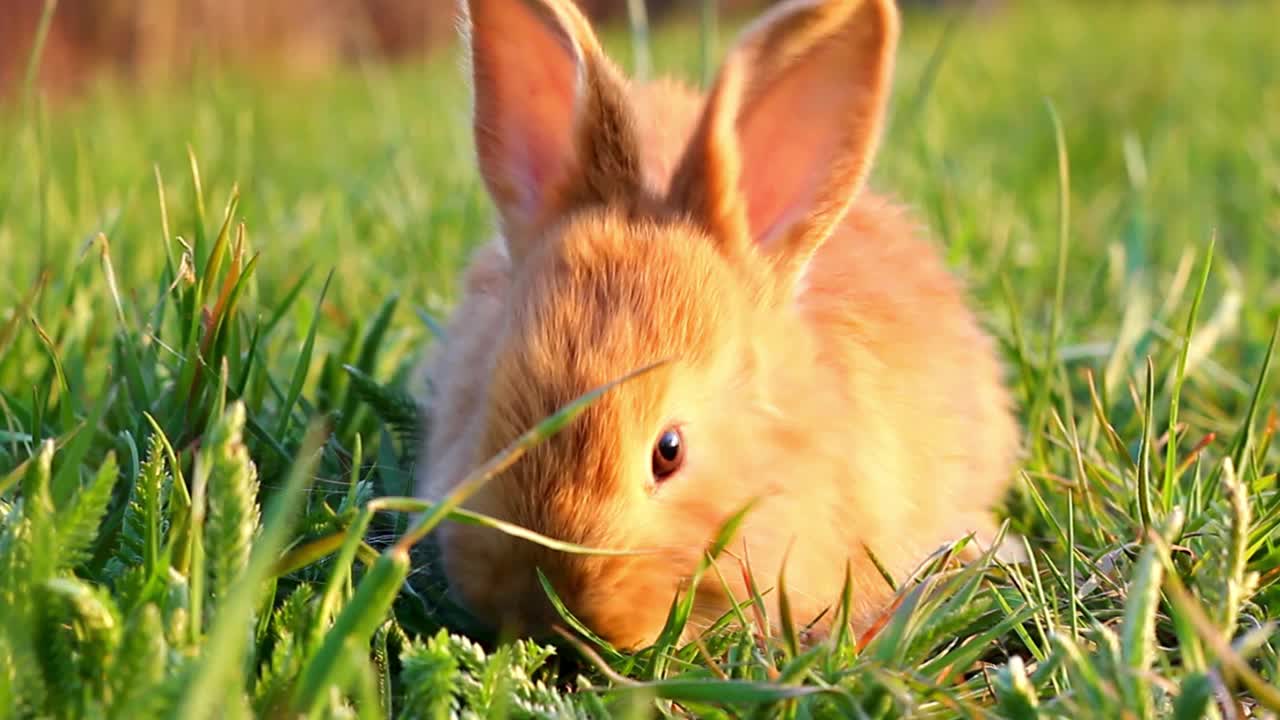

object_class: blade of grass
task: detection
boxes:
[1136,357,1156,535]
[1029,100,1072,467]
[1162,235,1215,508]
[277,269,333,437]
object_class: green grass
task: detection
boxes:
[2,0,1280,717]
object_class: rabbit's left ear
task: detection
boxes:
[667,0,899,292]
[464,0,645,263]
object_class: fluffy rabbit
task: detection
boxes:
[414,0,1022,650]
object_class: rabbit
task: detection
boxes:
[413,0,1023,651]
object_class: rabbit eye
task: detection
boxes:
[651,428,684,480]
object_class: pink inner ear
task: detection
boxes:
[469,0,582,231]
[735,57,854,250]
[508,62,579,215]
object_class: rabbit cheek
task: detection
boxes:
[434,519,522,633]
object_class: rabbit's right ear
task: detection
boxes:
[667,0,899,295]
[463,0,645,262]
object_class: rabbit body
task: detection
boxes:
[415,0,1020,650]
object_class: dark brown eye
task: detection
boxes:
[651,428,684,480]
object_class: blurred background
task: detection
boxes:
[2,0,999,100]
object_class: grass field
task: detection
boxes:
[2,1,1280,717]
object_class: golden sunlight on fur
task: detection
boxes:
[414,0,1022,651]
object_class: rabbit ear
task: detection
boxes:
[464,0,645,261]
[668,0,899,291]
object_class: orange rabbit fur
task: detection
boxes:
[414,0,1022,650]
